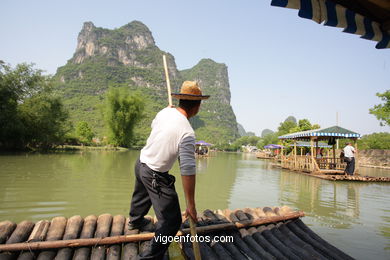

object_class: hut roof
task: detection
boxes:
[195,140,212,146]
[264,144,284,149]
[279,126,360,140]
[289,141,332,148]
[270,0,390,49]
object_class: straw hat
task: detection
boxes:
[171,81,210,100]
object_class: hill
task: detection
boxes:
[54,21,239,145]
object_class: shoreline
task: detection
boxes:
[360,164,390,170]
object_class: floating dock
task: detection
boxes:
[0,206,354,259]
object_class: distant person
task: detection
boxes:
[316,148,324,159]
[343,142,356,175]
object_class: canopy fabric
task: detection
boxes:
[195,140,212,146]
[271,0,390,49]
[264,144,284,149]
[279,125,361,140]
[288,141,332,148]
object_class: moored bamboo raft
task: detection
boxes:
[313,174,390,182]
[0,206,354,259]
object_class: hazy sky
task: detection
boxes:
[1,0,389,135]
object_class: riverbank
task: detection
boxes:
[55,145,129,151]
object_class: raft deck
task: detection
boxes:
[0,206,354,259]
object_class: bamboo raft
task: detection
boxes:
[0,206,354,259]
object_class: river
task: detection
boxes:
[0,150,389,259]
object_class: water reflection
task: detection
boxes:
[278,171,366,229]
[0,151,389,259]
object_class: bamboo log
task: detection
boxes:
[73,215,97,260]
[1,221,34,260]
[18,220,50,260]
[122,218,139,260]
[209,240,233,260]
[294,219,354,260]
[230,232,260,260]
[55,215,83,260]
[277,223,326,260]
[250,229,288,260]
[0,212,304,252]
[0,221,17,244]
[28,220,50,242]
[268,223,315,259]
[235,211,275,260]
[91,214,113,260]
[106,215,125,260]
[211,210,248,260]
[257,225,300,260]
[139,217,155,257]
[6,221,35,245]
[263,207,276,217]
[37,217,67,260]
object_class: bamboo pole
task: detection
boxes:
[162,55,173,106]
[294,141,297,170]
[354,139,359,175]
[310,138,314,172]
[0,212,305,252]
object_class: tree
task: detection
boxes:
[284,116,297,124]
[0,62,69,150]
[261,129,274,138]
[104,87,144,147]
[358,132,390,149]
[19,94,69,150]
[278,120,297,135]
[369,90,390,126]
[76,121,94,144]
[298,119,312,131]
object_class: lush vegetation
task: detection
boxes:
[0,62,70,150]
[369,90,390,126]
[75,121,94,144]
[358,132,390,149]
[103,87,144,147]
[220,116,321,151]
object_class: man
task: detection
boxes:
[343,142,356,175]
[128,81,209,259]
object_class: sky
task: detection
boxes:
[1,0,389,136]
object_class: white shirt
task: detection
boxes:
[343,145,355,158]
[140,107,196,175]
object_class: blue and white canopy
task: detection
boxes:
[271,0,390,49]
[288,141,332,148]
[279,126,361,140]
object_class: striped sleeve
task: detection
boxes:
[178,135,196,175]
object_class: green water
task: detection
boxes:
[0,151,389,259]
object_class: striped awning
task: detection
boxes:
[279,125,361,139]
[289,141,332,147]
[271,0,390,49]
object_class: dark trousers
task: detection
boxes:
[345,157,355,175]
[129,159,182,260]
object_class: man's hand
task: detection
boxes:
[185,204,198,223]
